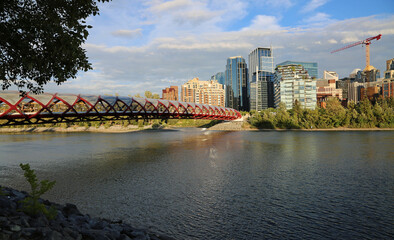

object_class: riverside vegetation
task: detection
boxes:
[18,164,57,220]
[248,97,394,129]
[0,118,220,130]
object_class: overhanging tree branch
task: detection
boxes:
[0,0,111,94]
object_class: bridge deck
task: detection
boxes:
[0,92,241,126]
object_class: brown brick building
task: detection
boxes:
[382,59,394,98]
[161,86,178,101]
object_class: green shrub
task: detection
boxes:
[103,121,112,129]
[138,120,144,128]
[152,123,161,129]
[19,163,57,220]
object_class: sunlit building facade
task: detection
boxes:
[161,86,178,101]
[181,78,225,107]
[382,58,394,98]
[316,70,343,107]
[274,64,317,110]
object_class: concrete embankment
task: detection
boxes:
[0,186,174,240]
[207,115,249,131]
[207,121,244,131]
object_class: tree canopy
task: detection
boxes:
[249,97,394,129]
[144,91,160,99]
[0,0,110,94]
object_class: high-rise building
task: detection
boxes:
[180,78,225,107]
[382,58,394,98]
[277,61,318,79]
[323,71,338,81]
[349,69,361,79]
[248,47,274,111]
[336,78,350,101]
[360,81,382,100]
[348,81,363,103]
[274,64,317,110]
[211,72,225,86]
[225,56,248,111]
[316,70,342,107]
[316,71,342,107]
[359,68,381,83]
[161,86,178,101]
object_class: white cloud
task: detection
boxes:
[111,29,143,38]
[302,0,329,13]
[149,0,193,13]
[328,39,337,44]
[73,15,394,96]
[157,41,253,50]
[47,0,394,97]
[242,15,282,31]
[174,10,218,25]
[303,12,332,24]
[147,0,219,25]
[340,36,360,44]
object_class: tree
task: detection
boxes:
[0,0,111,94]
[324,97,346,127]
[152,94,160,99]
[144,91,153,98]
[134,93,142,98]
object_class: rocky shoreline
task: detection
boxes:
[0,186,175,240]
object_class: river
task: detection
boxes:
[0,129,393,239]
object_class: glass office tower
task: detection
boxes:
[249,47,274,111]
[211,72,225,86]
[225,56,248,111]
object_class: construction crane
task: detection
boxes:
[331,34,382,72]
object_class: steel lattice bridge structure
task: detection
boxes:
[0,91,241,126]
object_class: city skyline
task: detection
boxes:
[17,0,394,96]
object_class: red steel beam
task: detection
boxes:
[0,92,241,126]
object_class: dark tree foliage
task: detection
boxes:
[0,0,110,94]
[249,97,394,129]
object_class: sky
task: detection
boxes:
[44,0,394,96]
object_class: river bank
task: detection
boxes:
[0,186,174,240]
[0,124,393,133]
[0,125,146,134]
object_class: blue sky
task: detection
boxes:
[45,0,394,96]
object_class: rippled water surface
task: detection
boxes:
[1,129,393,239]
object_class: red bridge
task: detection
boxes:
[0,91,241,126]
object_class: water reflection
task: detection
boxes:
[0,130,393,240]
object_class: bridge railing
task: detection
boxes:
[0,91,242,125]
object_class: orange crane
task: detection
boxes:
[331,34,382,72]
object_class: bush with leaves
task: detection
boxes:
[152,122,162,129]
[19,163,57,220]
